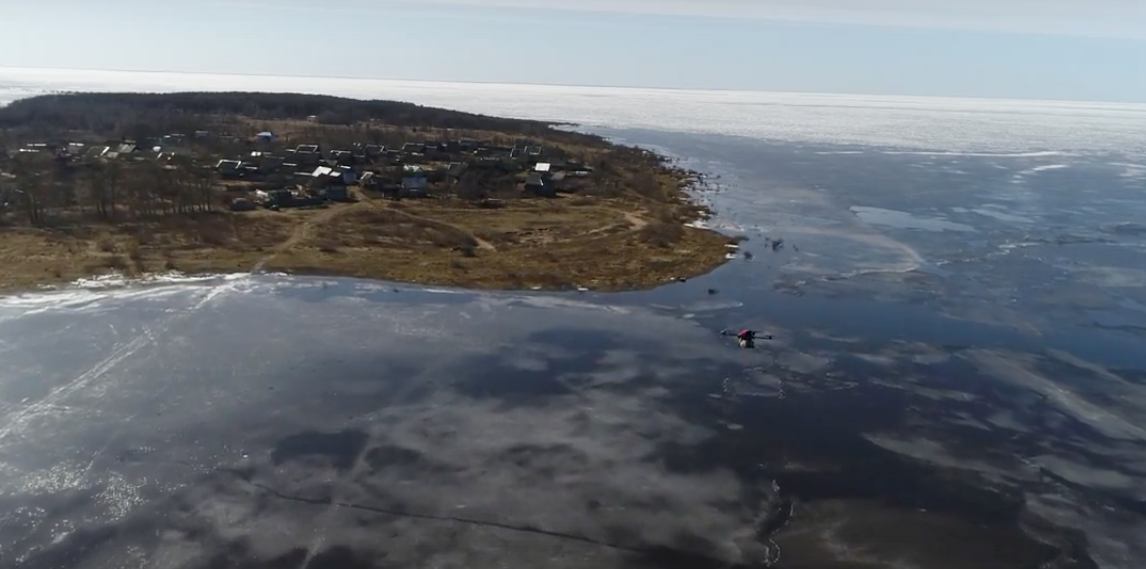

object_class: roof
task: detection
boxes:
[534,162,551,173]
[311,166,335,177]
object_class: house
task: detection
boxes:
[289,146,322,167]
[266,189,295,208]
[310,166,358,186]
[216,159,243,178]
[251,152,285,173]
[401,143,425,155]
[310,165,336,183]
[330,150,355,165]
[230,197,257,212]
[534,162,552,173]
[265,188,323,209]
[358,171,376,188]
[423,143,449,160]
[524,173,555,197]
[335,167,359,185]
[401,176,428,197]
[447,162,468,179]
[239,163,261,178]
[476,146,511,159]
[401,166,429,197]
[255,131,276,144]
[18,143,49,154]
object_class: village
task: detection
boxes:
[217,132,598,209]
[3,122,599,217]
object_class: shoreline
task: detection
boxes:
[0,158,734,297]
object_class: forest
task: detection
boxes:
[0,91,548,137]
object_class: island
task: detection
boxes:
[0,92,732,292]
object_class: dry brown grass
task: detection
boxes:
[0,138,729,293]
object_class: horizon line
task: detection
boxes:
[2,64,1146,108]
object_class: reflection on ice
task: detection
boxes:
[850,206,977,233]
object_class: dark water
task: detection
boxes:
[1,130,1144,569]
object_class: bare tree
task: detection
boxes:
[456,171,486,201]
[10,154,52,225]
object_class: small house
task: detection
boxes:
[447,162,468,179]
[230,197,257,212]
[311,166,357,187]
[216,159,243,178]
[401,166,429,197]
[358,171,376,187]
[266,189,295,208]
[255,131,276,144]
[423,143,448,160]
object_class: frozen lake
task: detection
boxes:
[1,69,1145,569]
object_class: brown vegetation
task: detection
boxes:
[0,92,731,293]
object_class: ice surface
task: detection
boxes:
[3,67,1146,153]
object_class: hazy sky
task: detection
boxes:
[1,0,1144,102]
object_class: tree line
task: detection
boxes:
[1,153,217,226]
[0,92,553,139]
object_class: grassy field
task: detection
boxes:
[0,192,730,293]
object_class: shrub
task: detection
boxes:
[104,255,129,271]
[640,222,684,248]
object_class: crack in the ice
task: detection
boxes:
[227,472,762,568]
